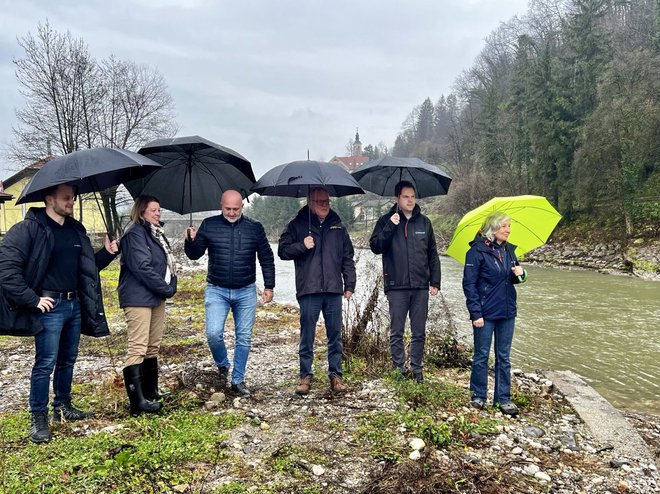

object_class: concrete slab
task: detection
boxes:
[544,369,656,466]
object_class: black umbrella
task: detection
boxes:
[126,135,255,225]
[251,160,364,233]
[351,156,452,198]
[251,160,364,198]
[16,148,162,204]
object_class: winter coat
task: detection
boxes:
[118,221,177,308]
[0,208,116,337]
[278,206,356,298]
[184,214,275,290]
[369,203,441,293]
[462,235,527,321]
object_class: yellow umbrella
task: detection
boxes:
[445,195,562,264]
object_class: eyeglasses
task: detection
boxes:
[311,199,330,206]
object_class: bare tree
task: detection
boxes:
[8,21,177,236]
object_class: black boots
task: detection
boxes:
[141,357,169,401]
[29,411,51,444]
[123,364,162,417]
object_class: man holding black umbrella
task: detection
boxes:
[369,180,440,384]
[278,187,356,396]
[0,183,118,443]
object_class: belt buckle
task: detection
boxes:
[65,291,75,300]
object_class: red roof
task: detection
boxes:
[330,155,369,172]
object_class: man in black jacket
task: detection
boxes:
[0,183,118,443]
[185,189,275,397]
[278,187,356,395]
[370,181,440,383]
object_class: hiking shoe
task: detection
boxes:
[230,382,251,397]
[413,372,424,384]
[218,366,230,388]
[29,411,51,444]
[498,402,519,417]
[329,375,347,394]
[394,367,413,380]
[295,376,312,395]
[52,404,94,422]
[470,398,486,410]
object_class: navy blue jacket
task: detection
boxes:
[278,207,356,298]
[118,221,176,308]
[369,203,441,293]
[0,208,116,337]
[184,214,275,290]
[462,235,527,321]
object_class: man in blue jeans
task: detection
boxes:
[0,183,118,443]
[278,187,356,395]
[185,190,275,397]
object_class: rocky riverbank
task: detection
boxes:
[1,286,659,492]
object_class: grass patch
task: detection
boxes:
[0,409,231,493]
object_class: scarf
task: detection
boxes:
[150,223,177,283]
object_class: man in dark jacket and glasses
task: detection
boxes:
[278,187,356,396]
[0,183,118,443]
[370,180,440,384]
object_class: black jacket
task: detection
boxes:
[369,203,441,293]
[118,221,176,308]
[463,235,526,321]
[0,208,116,337]
[278,207,356,298]
[184,214,275,290]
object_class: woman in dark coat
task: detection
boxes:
[118,195,177,416]
[463,212,527,416]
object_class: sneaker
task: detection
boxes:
[412,372,424,384]
[295,376,312,395]
[394,367,413,380]
[470,398,486,410]
[52,403,94,422]
[29,411,51,444]
[329,375,347,394]
[498,402,519,417]
[218,366,230,388]
[230,382,251,397]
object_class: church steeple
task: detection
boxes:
[352,128,362,156]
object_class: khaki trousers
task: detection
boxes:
[124,301,166,366]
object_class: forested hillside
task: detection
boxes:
[393,0,659,238]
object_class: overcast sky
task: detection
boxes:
[0,0,529,181]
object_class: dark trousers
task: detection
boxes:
[298,293,343,379]
[386,289,429,373]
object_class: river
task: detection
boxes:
[258,246,660,415]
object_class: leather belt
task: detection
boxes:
[40,290,77,301]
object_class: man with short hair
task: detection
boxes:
[0,183,118,443]
[185,189,275,397]
[278,187,356,395]
[369,180,440,383]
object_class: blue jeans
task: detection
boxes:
[30,299,82,412]
[298,293,343,379]
[205,283,257,384]
[470,317,515,405]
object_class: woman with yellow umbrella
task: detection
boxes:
[462,212,527,416]
[446,195,561,416]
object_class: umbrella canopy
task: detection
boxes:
[16,148,162,204]
[126,135,255,218]
[251,160,364,198]
[445,195,562,264]
[351,156,452,198]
